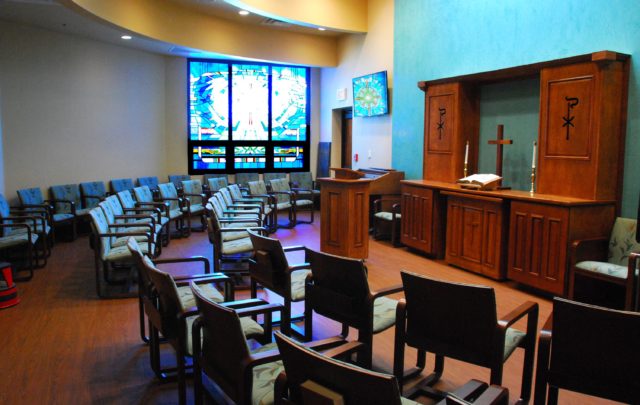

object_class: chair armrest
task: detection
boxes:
[173,273,228,282]
[283,245,305,253]
[108,222,153,232]
[178,307,200,319]
[247,348,281,367]
[221,226,266,233]
[50,198,76,215]
[236,302,283,317]
[174,275,228,287]
[539,315,552,341]
[373,198,382,213]
[569,237,609,266]
[154,255,210,273]
[371,284,404,300]
[317,341,365,360]
[497,301,538,330]
[392,203,401,213]
[286,263,311,274]
[222,298,268,309]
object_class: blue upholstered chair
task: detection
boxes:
[181,179,206,232]
[568,217,640,310]
[133,185,171,245]
[158,183,189,237]
[263,172,286,185]
[110,178,135,194]
[50,184,91,241]
[168,174,190,196]
[137,176,160,199]
[206,177,228,194]
[79,181,107,209]
[17,187,68,244]
[234,172,259,189]
[270,178,314,226]
[289,171,320,202]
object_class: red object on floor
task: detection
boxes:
[0,262,19,309]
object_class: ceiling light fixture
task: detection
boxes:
[121,35,132,40]
[318,27,326,31]
[238,10,250,16]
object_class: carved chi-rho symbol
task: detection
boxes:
[437,108,446,139]
[562,96,579,140]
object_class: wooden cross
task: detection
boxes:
[487,124,513,178]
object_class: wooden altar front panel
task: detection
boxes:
[318,178,371,259]
[400,184,445,258]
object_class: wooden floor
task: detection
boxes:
[0,213,618,404]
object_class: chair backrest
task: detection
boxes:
[248,180,269,196]
[50,184,82,213]
[133,186,154,204]
[207,196,226,219]
[116,190,136,210]
[158,183,180,211]
[274,332,403,405]
[191,282,252,393]
[289,172,313,190]
[207,177,228,193]
[17,187,45,206]
[88,207,112,259]
[228,184,245,200]
[607,217,640,266]
[168,174,191,189]
[204,173,228,184]
[219,188,235,207]
[182,179,204,206]
[400,271,498,366]
[110,178,135,194]
[127,237,154,300]
[79,181,107,209]
[137,176,159,190]
[0,194,14,235]
[235,173,259,188]
[546,297,640,403]
[269,178,291,204]
[248,229,290,288]
[105,195,125,216]
[305,248,372,326]
[264,173,286,185]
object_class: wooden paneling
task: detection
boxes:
[421,82,479,182]
[400,184,445,258]
[445,193,506,280]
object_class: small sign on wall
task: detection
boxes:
[336,87,348,101]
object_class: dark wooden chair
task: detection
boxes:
[533,297,640,405]
[372,196,401,247]
[248,229,311,336]
[126,237,267,405]
[274,331,508,405]
[568,216,640,310]
[304,247,403,368]
[394,271,538,404]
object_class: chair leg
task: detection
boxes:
[357,329,373,368]
[490,363,504,386]
[139,296,149,344]
[547,386,559,405]
[193,356,203,405]
[281,299,292,336]
[176,346,187,405]
[304,302,313,341]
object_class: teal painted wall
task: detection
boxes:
[393,0,640,216]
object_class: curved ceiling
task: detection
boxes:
[62,0,369,66]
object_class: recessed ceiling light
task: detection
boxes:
[238,10,249,16]
[121,35,132,40]
[318,27,326,31]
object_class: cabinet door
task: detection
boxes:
[508,202,568,295]
[401,186,434,253]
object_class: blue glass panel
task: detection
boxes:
[234,146,266,169]
[192,146,226,170]
[274,146,304,169]
[232,64,269,141]
[272,67,308,141]
[189,61,229,140]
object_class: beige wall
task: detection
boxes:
[0,21,167,203]
[319,0,393,170]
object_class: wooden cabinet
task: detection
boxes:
[445,192,506,280]
[419,82,479,182]
[400,184,445,258]
[508,201,615,295]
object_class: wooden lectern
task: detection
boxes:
[317,168,376,259]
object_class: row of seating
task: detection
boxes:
[126,230,639,405]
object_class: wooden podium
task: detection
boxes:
[317,168,375,259]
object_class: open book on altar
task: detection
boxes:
[456,174,502,190]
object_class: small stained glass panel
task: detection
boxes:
[234,146,266,169]
[274,146,304,169]
[189,61,229,141]
[232,64,269,141]
[272,66,308,141]
[192,146,226,170]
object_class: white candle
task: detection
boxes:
[464,141,469,165]
[532,142,537,169]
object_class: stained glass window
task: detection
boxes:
[188,59,310,173]
[274,146,304,169]
[272,66,308,141]
[192,146,226,170]
[234,146,266,169]
[189,62,229,141]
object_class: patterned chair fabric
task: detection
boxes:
[229,184,247,200]
[116,190,137,210]
[50,184,85,215]
[204,174,228,185]
[88,207,154,263]
[80,181,107,209]
[137,176,159,190]
[263,173,286,185]
[133,186,155,204]
[181,180,205,208]
[235,173,259,188]
[0,196,41,279]
[1,193,51,257]
[17,187,46,207]
[110,178,135,194]
[158,183,183,217]
[168,174,190,189]
[98,201,157,248]
[289,172,320,196]
[207,177,228,193]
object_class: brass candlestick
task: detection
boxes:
[530,167,536,193]
[463,162,468,178]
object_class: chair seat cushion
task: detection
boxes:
[374,212,402,221]
[294,199,314,207]
[185,315,265,357]
[185,204,205,215]
[0,232,38,248]
[168,209,183,219]
[76,208,92,216]
[13,223,51,236]
[223,229,250,242]
[104,242,154,262]
[503,328,526,360]
[111,232,151,248]
[372,296,399,333]
[290,269,312,301]
[276,202,292,210]
[222,237,253,255]
[178,283,224,308]
[575,260,637,279]
[401,398,422,405]
[251,342,284,405]
[53,213,74,222]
